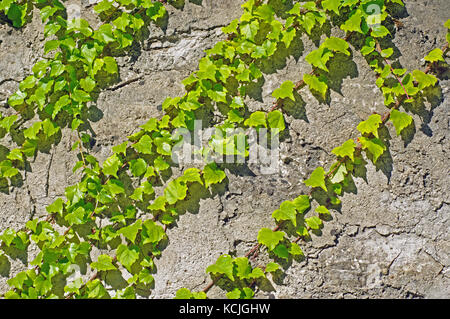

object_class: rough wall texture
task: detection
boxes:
[0,0,449,298]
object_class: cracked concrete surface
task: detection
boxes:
[0,0,449,298]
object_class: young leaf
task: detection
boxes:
[91,255,117,271]
[272,201,297,226]
[304,167,327,192]
[390,109,413,136]
[332,139,356,161]
[357,114,382,138]
[272,81,295,101]
[206,254,234,281]
[257,228,285,251]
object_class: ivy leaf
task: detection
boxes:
[272,201,297,226]
[116,244,139,270]
[46,198,64,216]
[265,262,280,273]
[305,47,333,72]
[289,243,304,256]
[138,269,154,286]
[424,48,445,63]
[330,163,347,184]
[206,254,234,281]
[130,158,147,177]
[332,139,356,162]
[390,109,413,136]
[322,0,340,15]
[316,205,330,216]
[304,167,327,192]
[359,136,386,163]
[273,244,289,260]
[357,114,382,138]
[371,25,391,38]
[293,195,310,213]
[303,74,328,98]
[179,168,203,185]
[267,110,285,131]
[240,20,259,41]
[164,179,188,205]
[305,216,322,230]
[142,220,165,244]
[118,220,142,243]
[233,257,252,280]
[257,228,285,251]
[323,37,350,55]
[175,288,193,299]
[341,9,363,33]
[203,163,226,188]
[412,70,437,90]
[272,80,295,101]
[132,135,153,154]
[244,111,267,128]
[91,255,116,271]
[103,154,121,178]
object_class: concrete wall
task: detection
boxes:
[0,0,449,298]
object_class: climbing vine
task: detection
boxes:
[0,0,448,299]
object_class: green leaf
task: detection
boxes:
[118,220,142,243]
[116,244,139,270]
[257,228,285,251]
[330,163,347,183]
[412,70,437,90]
[322,0,340,15]
[179,168,203,185]
[390,109,413,136]
[164,179,188,205]
[241,20,259,41]
[244,111,267,128]
[0,115,18,132]
[138,269,154,285]
[341,9,363,33]
[281,27,296,48]
[332,139,356,161]
[381,48,394,58]
[94,0,113,14]
[175,288,193,299]
[303,74,328,98]
[357,114,382,138]
[103,154,121,178]
[142,220,165,244]
[323,37,350,55]
[272,80,295,101]
[305,47,333,72]
[267,110,285,131]
[130,158,147,177]
[304,167,327,192]
[265,262,280,273]
[203,163,226,188]
[154,156,169,173]
[206,254,234,281]
[316,205,330,216]
[305,216,322,230]
[293,195,310,213]
[147,196,167,212]
[371,25,390,38]
[91,254,117,271]
[273,244,289,260]
[132,135,153,154]
[233,257,252,279]
[424,48,445,62]
[112,141,128,155]
[46,198,64,216]
[289,242,304,256]
[272,201,297,226]
[359,136,386,163]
